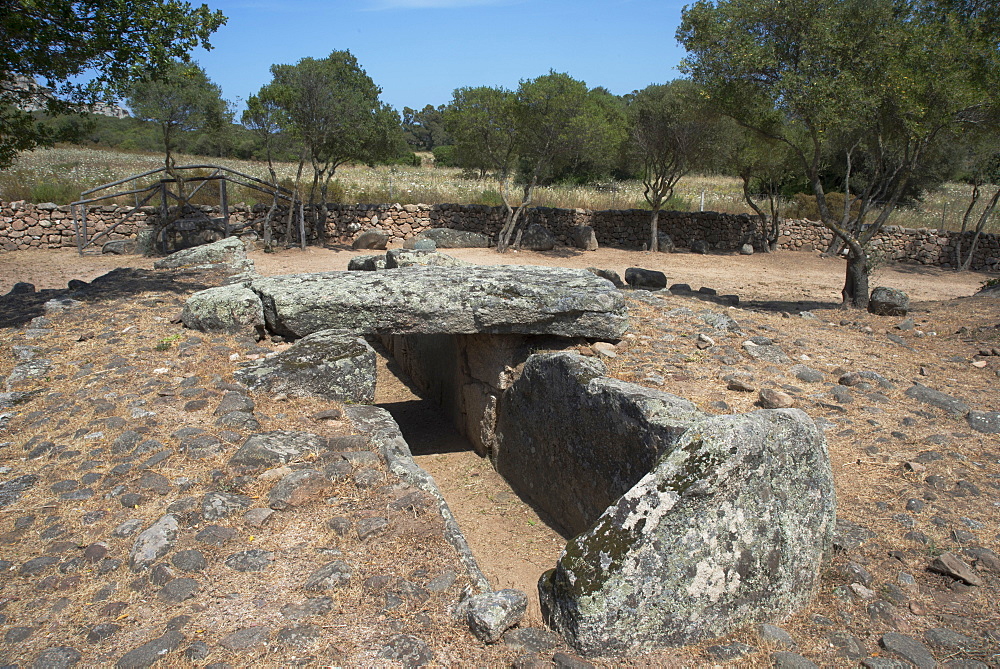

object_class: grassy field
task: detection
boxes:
[0,145,996,233]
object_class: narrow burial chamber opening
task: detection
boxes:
[369,336,571,624]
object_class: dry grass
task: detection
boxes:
[4,146,997,234]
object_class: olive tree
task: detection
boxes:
[627,81,717,252]
[260,50,403,245]
[446,72,618,252]
[679,0,1000,307]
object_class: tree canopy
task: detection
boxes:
[678,0,1000,306]
[1,0,226,169]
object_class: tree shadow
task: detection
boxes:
[0,267,221,330]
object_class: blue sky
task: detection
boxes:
[190,0,691,113]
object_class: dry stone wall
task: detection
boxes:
[2,199,998,271]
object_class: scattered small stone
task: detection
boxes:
[87,623,120,643]
[466,589,528,644]
[31,646,82,669]
[929,552,983,586]
[280,597,334,620]
[758,623,797,648]
[5,626,34,643]
[129,514,178,572]
[202,492,252,520]
[759,388,794,409]
[924,627,978,651]
[772,651,819,669]
[219,626,271,651]
[706,643,757,661]
[268,469,329,510]
[171,550,207,573]
[303,560,352,591]
[379,634,434,667]
[879,632,937,669]
[157,577,199,604]
[243,507,275,528]
[195,525,237,547]
[224,549,274,572]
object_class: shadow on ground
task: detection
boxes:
[0,267,220,329]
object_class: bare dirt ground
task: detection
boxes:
[0,243,998,666]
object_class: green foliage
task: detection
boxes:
[402,104,450,151]
[786,192,859,222]
[0,0,226,170]
[127,60,229,172]
[431,145,458,167]
[678,0,1000,304]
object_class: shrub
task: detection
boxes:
[786,192,860,221]
[432,145,457,167]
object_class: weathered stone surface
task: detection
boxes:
[249,265,627,339]
[268,469,329,510]
[904,383,970,415]
[520,223,556,251]
[624,267,667,291]
[385,248,470,269]
[759,388,795,409]
[347,254,387,271]
[570,226,599,251]
[114,631,183,668]
[414,228,491,248]
[538,407,835,656]
[32,646,82,668]
[466,589,528,643]
[743,339,791,364]
[157,577,199,604]
[352,230,389,250]
[379,634,434,667]
[929,552,983,586]
[869,287,910,316]
[690,239,709,254]
[879,632,936,668]
[153,236,251,271]
[129,515,178,572]
[303,560,352,590]
[496,353,701,536]
[225,550,274,572]
[585,268,624,289]
[0,474,38,507]
[740,243,754,255]
[102,239,137,255]
[228,431,328,471]
[966,410,1000,434]
[181,284,265,340]
[219,626,270,651]
[657,233,675,253]
[235,331,376,404]
[202,492,252,520]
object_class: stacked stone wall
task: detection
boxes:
[1,199,997,271]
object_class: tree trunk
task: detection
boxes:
[842,245,870,309]
[649,207,661,252]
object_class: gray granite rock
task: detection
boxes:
[519,223,556,251]
[414,228,491,248]
[967,410,1000,434]
[32,646,82,669]
[202,492,252,521]
[248,265,627,340]
[219,626,270,651]
[157,577,199,604]
[467,589,528,643]
[224,550,274,572]
[379,634,433,667]
[624,267,667,290]
[129,515,178,572]
[385,248,470,269]
[743,340,791,364]
[114,630,184,669]
[538,407,835,655]
[0,474,38,507]
[352,230,389,250]
[228,431,328,471]
[154,236,250,271]
[268,469,329,510]
[303,560,352,590]
[879,632,936,668]
[347,254,387,271]
[904,384,970,415]
[181,284,265,340]
[868,286,910,316]
[571,226,599,251]
[235,331,376,404]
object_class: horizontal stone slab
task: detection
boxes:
[249,265,627,339]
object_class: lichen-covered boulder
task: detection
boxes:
[181,284,266,340]
[519,223,556,251]
[249,265,628,340]
[234,330,376,404]
[538,408,835,656]
[153,236,251,271]
[385,248,470,269]
[412,228,491,248]
[496,353,702,536]
[868,286,910,316]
